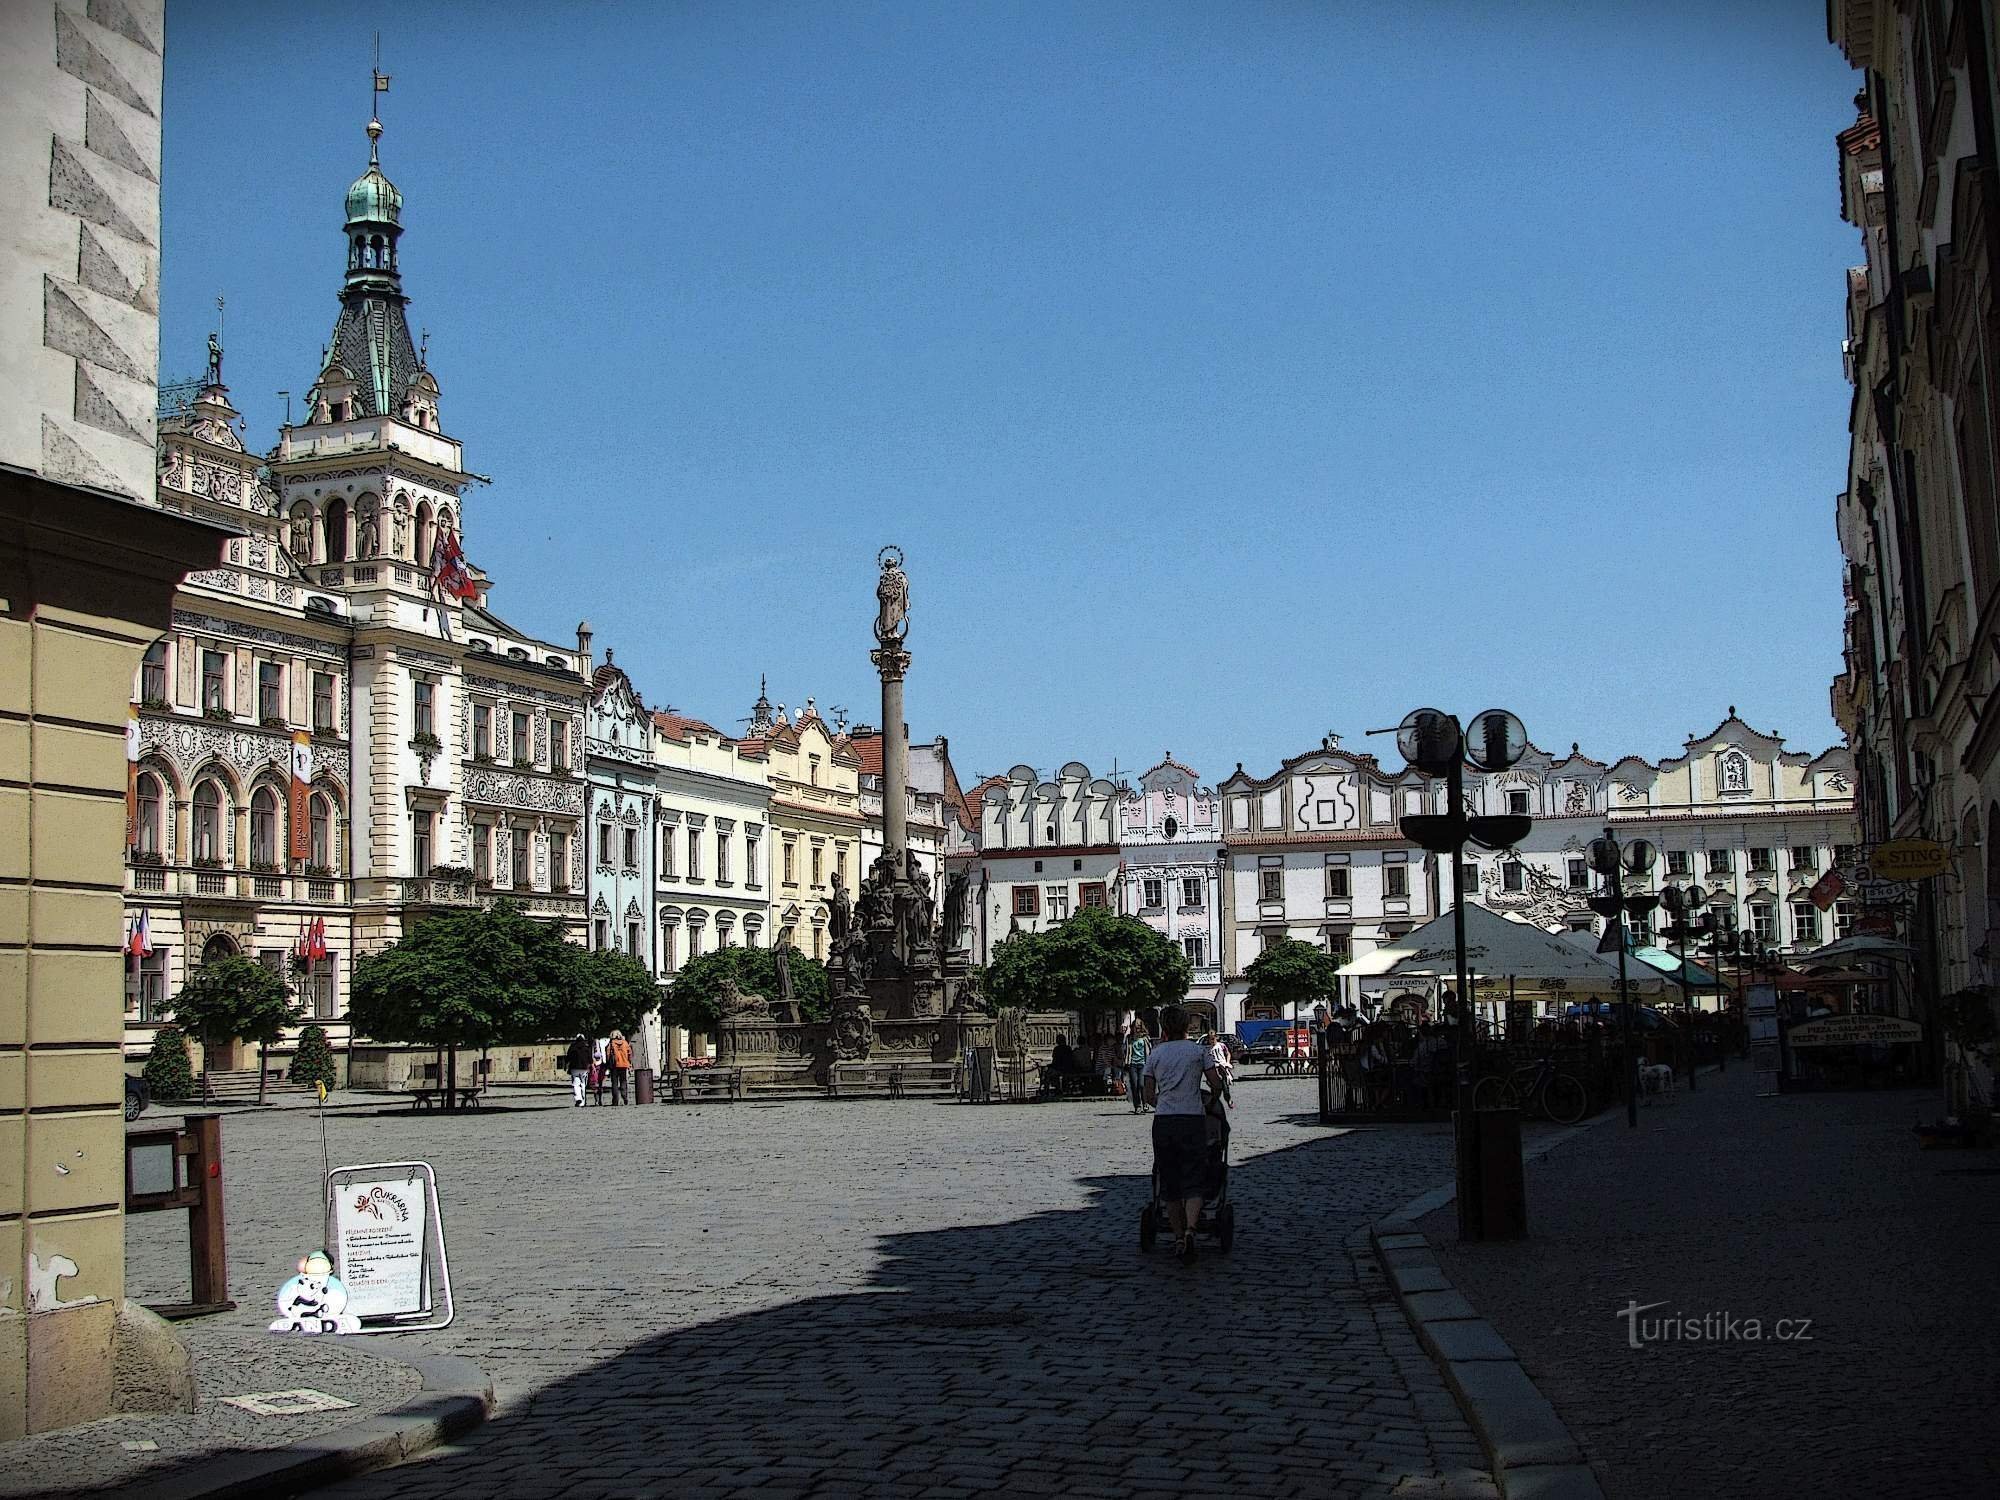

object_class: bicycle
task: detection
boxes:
[1472,1052,1588,1124]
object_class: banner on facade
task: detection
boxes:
[1868,839,1951,882]
[289,730,312,862]
[126,706,140,847]
[1787,1014,1923,1048]
[324,1161,453,1332]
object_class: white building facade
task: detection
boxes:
[970,761,1122,965]
[1116,756,1224,1011]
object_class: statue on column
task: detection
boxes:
[874,546,909,647]
[829,882,851,941]
[206,331,223,387]
[940,871,968,952]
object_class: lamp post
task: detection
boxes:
[1587,829,1657,1128]
[1657,883,1707,1093]
[1390,707,1532,1241]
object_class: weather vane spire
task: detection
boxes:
[368,34,390,162]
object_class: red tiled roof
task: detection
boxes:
[652,710,726,743]
[849,731,885,778]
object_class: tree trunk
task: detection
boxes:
[257,1037,270,1105]
[446,1044,458,1113]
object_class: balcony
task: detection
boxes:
[130,862,349,905]
[400,876,478,908]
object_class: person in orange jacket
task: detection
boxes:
[606,1030,634,1106]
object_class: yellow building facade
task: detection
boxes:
[748,704,862,961]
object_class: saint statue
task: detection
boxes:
[829,882,852,941]
[940,872,968,951]
[874,547,909,647]
[206,331,223,387]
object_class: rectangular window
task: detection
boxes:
[783,841,796,884]
[599,823,614,864]
[512,711,531,763]
[550,720,568,772]
[1751,903,1776,942]
[1707,848,1733,875]
[745,832,760,887]
[660,825,676,878]
[127,948,168,1021]
[1506,789,1530,815]
[472,825,491,881]
[1325,867,1350,900]
[810,844,822,886]
[1079,882,1106,909]
[1665,849,1690,877]
[716,830,730,883]
[1143,877,1164,908]
[627,920,642,957]
[1833,844,1859,869]
[1790,901,1821,944]
[624,827,640,869]
[305,954,336,1020]
[688,827,702,880]
[1629,910,1654,945]
[661,925,678,973]
[414,678,435,738]
[1384,865,1408,899]
[1748,847,1774,873]
[413,809,433,874]
[1502,860,1525,892]
[1260,869,1283,902]
[1567,858,1588,889]
[473,703,491,757]
[258,661,283,723]
[1789,846,1818,871]
[1181,876,1202,908]
[313,672,336,733]
[141,644,167,704]
[511,829,530,887]
[1012,885,1039,916]
[1182,935,1205,967]
[834,850,845,889]
[1323,931,1352,966]
[549,830,567,889]
[1833,901,1855,939]
[594,918,610,950]
[201,649,228,713]
[1459,862,1478,893]
[1046,886,1070,920]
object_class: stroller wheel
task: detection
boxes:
[1217,1202,1235,1253]
[1138,1204,1157,1252]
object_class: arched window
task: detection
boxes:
[135,772,163,855]
[139,640,167,704]
[324,497,349,563]
[250,787,279,866]
[414,502,433,569]
[192,781,222,862]
[310,792,333,868]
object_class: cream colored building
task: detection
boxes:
[743,696,861,960]
[0,0,230,1438]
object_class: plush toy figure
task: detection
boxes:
[269,1250,358,1334]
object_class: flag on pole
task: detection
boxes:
[289,730,313,862]
[125,908,153,958]
[1808,868,1845,912]
[424,527,479,641]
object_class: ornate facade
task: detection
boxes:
[746,696,861,961]
[1117,755,1224,1009]
[585,641,659,976]
[652,706,773,994]
[123,112,588,1060]
[968,761,1122,965]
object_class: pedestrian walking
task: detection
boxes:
[1124,1021,1151,1113]
[591,1035,609,1105]
[1143,1004,1228,1264]
[606,1029,633,1105]
[563,1034,592,1107]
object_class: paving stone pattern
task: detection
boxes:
[0,1326,421,1498]
[1423,1065,2000,1500]
[127,1080,1499,1498]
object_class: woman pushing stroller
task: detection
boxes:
[1141,1003,1230,1264]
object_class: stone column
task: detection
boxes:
[869,546,912,866]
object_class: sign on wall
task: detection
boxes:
[1866,839,1951,882]
[1786,1014,1924,1048]
[324,1162,453,1332]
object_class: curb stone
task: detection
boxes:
[122,1351,492,1500]
[1371,1098,1644,1500]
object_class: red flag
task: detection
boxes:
[429,528,478,603]
[1808,868,1845,911]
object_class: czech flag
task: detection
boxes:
[125,908,153,959]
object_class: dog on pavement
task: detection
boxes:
[1639,1063,1677,1098]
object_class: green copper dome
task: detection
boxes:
[345,162,401,226]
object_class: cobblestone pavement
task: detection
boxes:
[0,1325,420,1498]
[1422,1065,2000,1500]
[129,1080,1499,1498]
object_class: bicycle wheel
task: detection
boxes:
[1472,1075,1509,1111]
[1541,1071,1588,1126]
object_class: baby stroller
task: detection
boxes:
[1138,1088,1234,1253]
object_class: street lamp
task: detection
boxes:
[1392,707,1531,1241]
[1587,829,1657,1128]
[1657,883,1710,1093]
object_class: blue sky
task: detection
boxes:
[160,1,1861,787]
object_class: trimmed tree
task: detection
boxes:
[666,945,831,1040]
[984,906,1190,1029]
[290,1023,338,1092]
[1244,937,1342,1035]
[568,947,665,1052]
[164,954,304,1103]
[349,900,577,1110]
[141,1024,194,1102]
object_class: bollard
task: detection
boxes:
[634,1066,655,1105]
[185,1114,229,1311]
[1474,1107,1526,1240]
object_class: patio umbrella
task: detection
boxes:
[1340,902,1666,995]
[1806,934,1915,964]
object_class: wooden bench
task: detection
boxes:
[828,1060,959,1099]
[407,1086,483,1112]
[669,1066,742,1103]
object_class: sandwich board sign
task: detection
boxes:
[324,1162,454,1331]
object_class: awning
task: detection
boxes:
[1806,934,1915,964]
[1628,945,1725,991]
[1340,902,1665,994]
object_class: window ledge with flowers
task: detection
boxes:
[201,707,234,723]
[140,695,171,712]
[427,863,475,886]
[130,849,165,867]
[471,751,495,765]
[303,863,334,879]
[411,732,444,756]
[260,716,289,731]
[248,860,282,875]
[191,855,224,870]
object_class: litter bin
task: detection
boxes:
[634,1067,655,1106]
[970,1046,995,1104]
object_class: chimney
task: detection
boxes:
[576,620,594,681]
